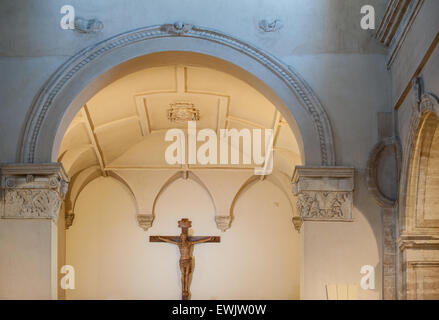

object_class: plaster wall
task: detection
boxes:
[0,219,57,299]
[65,175,300,299]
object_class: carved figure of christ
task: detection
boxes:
[149,218,220,300]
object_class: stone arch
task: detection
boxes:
[147,171,217,229]
[19,23,334,167]
[398,93,439,299]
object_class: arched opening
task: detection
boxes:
[401,110,439,299]
[55,56,305,299]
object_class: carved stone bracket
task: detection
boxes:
[0,163,69,222]
[215,215,231,232]
[292,216,303,232]
[292,167,355,222]
[65,211,75,229]
[398,234,439,251]
[137,213,154,231]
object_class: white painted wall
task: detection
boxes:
[65,176,299,299]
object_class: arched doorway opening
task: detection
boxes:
[399,101,439,299]
[56,59,306,299]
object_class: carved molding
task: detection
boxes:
[376,0,426,68]
[20,22,335,167]
[292,167,354,222]
[0,163,69,222]
[215,215,231,232]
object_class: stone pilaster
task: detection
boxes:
[292,166,355,222]
[0,163,69,222]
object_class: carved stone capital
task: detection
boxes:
[292,166,354,222]
[215,215,231,232]
[0,163,69,222]
[137,213,154,231]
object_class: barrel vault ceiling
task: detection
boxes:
[58,65,301,180]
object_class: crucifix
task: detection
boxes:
[150,218,220,300]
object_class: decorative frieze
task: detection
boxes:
[292,167,354,222]
[0,163,69,222]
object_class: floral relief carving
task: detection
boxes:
[297,191,349,219]
[4,189,61,220]
[292,167,354,222]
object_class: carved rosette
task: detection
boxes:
[215,215,231,232]
[292,167,354,222]
[0,163,69,222]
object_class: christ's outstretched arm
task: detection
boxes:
[158,236,179,244]
[191,237,214,245]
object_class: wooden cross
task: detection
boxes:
[150,218,220,300]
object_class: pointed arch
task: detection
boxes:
[152,171,217,218]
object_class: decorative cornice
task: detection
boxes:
[376,0,426,69]
[20,22,335,167]
[398,234,439,250]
